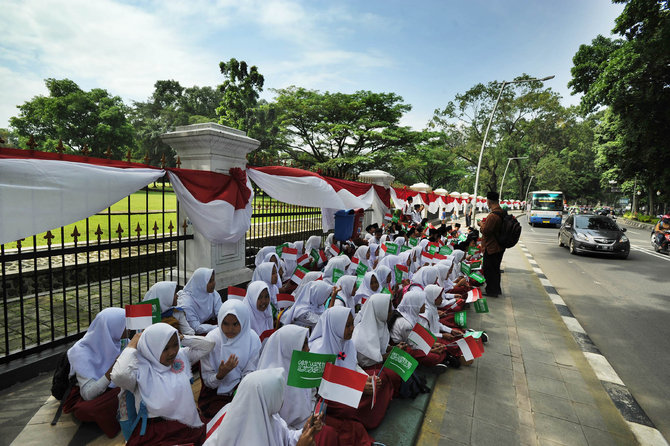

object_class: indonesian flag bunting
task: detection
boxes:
[327,243,340,257]
[282,246,298,261]
[382,242,399,255]
[287,350,337,388]
[276,293,295,309]
[439,245,453,255]
[461,262,471,275]
[469,271,486,284]
[456,336,484,361]
[407,323,436,354]
[332,268,345,284]
[297,254,311,267]
[227,286,246,300]
[474,297,489,313]
[125,303,153,330]
[395,264,409,284]
[291,265,309,284]
[318,362,368,408]
[384,212,393,221]
[466,288,482,303]
[454,310,467,328]
[382,346,418,381]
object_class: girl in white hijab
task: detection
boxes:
[394,236,406,249]
[332,275,358,309]
[243,281,273,337]
[352,271,380,305]
[111,323,214,445]
[255,246,277,267]
[203,369,325,446]
[368,243,380,268]
[410,266,439,291]
[347,245,371,275]
[291,270,323,297]
[143,281,194,335]
[352,294,392,367]
[64,308,125,438]
[305,235,322,255]
[178,267,222,334]
[279,280,335,328]
[421,285,457,338]
[252,262,280,308]
[322,256,351,284]
[199,300,261,420]
[448,250,472,290]
[374,265,392,292]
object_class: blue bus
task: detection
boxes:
[526,190,564,227]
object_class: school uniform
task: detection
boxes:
[178,268,222,334]
[279,280,332,328]
[243,281,273,337]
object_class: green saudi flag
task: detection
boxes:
[276,242,288,257]
[355,275,364,289]
[427,244,438,254]
[439,245,453,255]
[381,287,391,295]
[332,268,345,283]
[384,242,399,255]
[461,262,471,275]
[392,215,399,223]
[383,346,418,382]
[142,298,163,323]
[454,310,467,328]
[355,261,368,276]
[474,298,489,313]
[469,271,485,284]
[401,245,412,253]
[287,350,337,388]
[458,233,467,242]
[468,246,477,255]
[470,260,482,269]
[464,330,484,339]
[409,237,418,247]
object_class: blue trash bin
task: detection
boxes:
[334,209,354,242]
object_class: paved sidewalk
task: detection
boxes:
[416,243,639,446]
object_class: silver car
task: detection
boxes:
[558,214,630,259]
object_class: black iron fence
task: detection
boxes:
[0,176,193,363]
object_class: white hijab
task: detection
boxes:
[255,246,276,267]
[421,284,444,334]
[412,266,439,288]
[352,294,391,364]
[294,240,304,257]
[436,259,455,291]
[68,307,125,380]
[374,265,392,290]
[280,280,331,324]
[368,243,380,266]
[353,271,380,304]
[322,256,351,284]
[135,323,201,427]
[450,250,466,280]
[253,262,280,306]
[243,281,273,336]
[291,271,323,296]
[205,300,261,394]
[305,235,322,254]
[309,306,358,370]
[143,281,177,314]
[351,245,370,269]
[334,275,358,308]
[397,289,426,327]
[395,237,406,249]
[204,368,289,446]
[257,325,312,429]
[178,267,220,323]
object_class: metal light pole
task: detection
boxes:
[472,75,554,219]
[499,156,529,199]
[525,175,535,202]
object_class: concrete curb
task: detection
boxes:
[518,241,669,446]
[618,218,656,231]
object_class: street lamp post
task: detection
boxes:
[525,175,535,203]
[499,156,529,199]
[472,75,554,219]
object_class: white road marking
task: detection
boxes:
[583,352,626,385]
[562,316,586,334]
[630,246,670,261]
[547,293,565,306]
[626,421,670,446]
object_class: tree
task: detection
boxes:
[10,78,134,157]
[217,58,265,132]
[270,87,415,175]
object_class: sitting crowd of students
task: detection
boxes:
[61,217,488,446]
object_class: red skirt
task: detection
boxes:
[323,415,374,446]
[197,383,235,422]
[315,425,341,446]
[408,347,446,367]
[62,386,121,438]
[126,417,206,446]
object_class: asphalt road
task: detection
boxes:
[517,213,670,441]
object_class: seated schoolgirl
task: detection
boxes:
[347,245,370,275]
[178,267,222,334]
[252,262,282,307]
[368,243,380,268]
[110,323,215,446]
[143,281,194,335]
[331,275,358,309]
[199,300,261,420]
[422,285,464,341]
[322,256,351,285]
[63,307,126,437]
[202,369,327,446]
[352,271,380,305]
[374,265,392,292]
[447,251,473,293]
[390,290,448,368]
[409,266,439,291]
[291,271,323,296]
[279,281,336,329]
[242,281,273,337]
[435,260,466,311]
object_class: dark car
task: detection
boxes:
[558,214,630,259]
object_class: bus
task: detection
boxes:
[526,190,564,227]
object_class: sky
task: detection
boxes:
[0,0,625,131]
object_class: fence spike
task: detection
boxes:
[71,226,81,242]
[144,153,150,165]
[95,224,103,242]
[56,139,65,154]
[126,149,132,163]
[152,221,159,235]
[168,220,174,234]
[175,156,181,168]
[135,222,142,237]
[81,144,89,156]
[16,238,25,249]
[182,219,188,234]
[105,146,112,159]
[160,154,166,169]
[44,231,54,247]
[27,135,37,150]
[116,223,124,236]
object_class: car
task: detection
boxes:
[558,214,630,259]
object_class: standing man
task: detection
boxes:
[402,196,414,223]
[465,199,474,227]
[478,191,505,297]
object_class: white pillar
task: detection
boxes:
[358,170,395,228]
[161,123,258,288]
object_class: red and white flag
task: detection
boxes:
[318,362,368,408]
[407,323,436,354]
[466,288,482,303]
[297,254,311,267]
[291,265,309,284]
[227,286,246,300]
[276,293,295,309]
[327,243,340,256]
[125,304,153,330]
[351,256,360,265]
[282,246,298,261]
[384,212,393,221]
[456,336,484,361]
[433,253,447,261]
[421,251,435,265]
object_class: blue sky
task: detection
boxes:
[1,0,624,131]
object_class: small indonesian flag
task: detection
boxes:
[275,243,288,257]
[282,246,298,261]
[466,288,482,303]
[384,212,393,221]
[428,223,436,229]
[351,256,360,264]
[259,329,276,343]
[456,336,484,361]
[395,264,408,284]
[407,323,436,354]
[318,362,368,408]
[421,251,435,264]
[291,265,309,284]
[433,253,447,261]
[276,293,295,309]
[297,253,311,266]
[227,286,246,300]
[125,303,153,330]
[327,243,340,256]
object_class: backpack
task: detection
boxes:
[493,210,522,248]
[50,351,77,425]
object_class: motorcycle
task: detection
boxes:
[651,230,670,254]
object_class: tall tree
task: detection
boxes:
[10,78,134,157]
[217,58,265,132]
